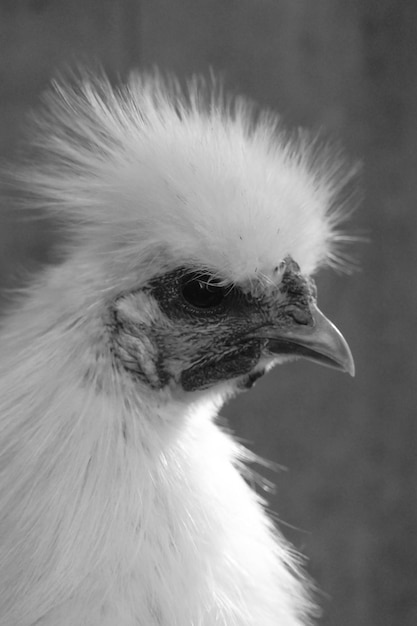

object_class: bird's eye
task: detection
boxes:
[181,274,225,309]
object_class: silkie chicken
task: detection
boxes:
[0,73,355,626]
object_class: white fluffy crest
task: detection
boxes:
[15,72,353,290]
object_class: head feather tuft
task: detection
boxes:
[9,72,357,287]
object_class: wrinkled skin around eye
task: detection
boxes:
[108,263,316,392]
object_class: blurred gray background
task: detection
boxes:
[0,1,416,625]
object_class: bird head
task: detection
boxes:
[19,74,354,404]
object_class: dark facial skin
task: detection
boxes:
[109,258,317,392]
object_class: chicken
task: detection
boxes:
[0,73,354,626]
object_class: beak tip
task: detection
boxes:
[345,357,356,378]
[334,330,355,378]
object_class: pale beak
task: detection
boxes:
[263,303,355,376]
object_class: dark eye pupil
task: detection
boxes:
[182,275,225,309]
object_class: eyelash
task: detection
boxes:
[181,273,226,309]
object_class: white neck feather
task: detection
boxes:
[0,274,311,626]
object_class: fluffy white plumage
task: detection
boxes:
[0,74,354,625]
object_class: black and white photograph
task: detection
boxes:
[0,2,415,625]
